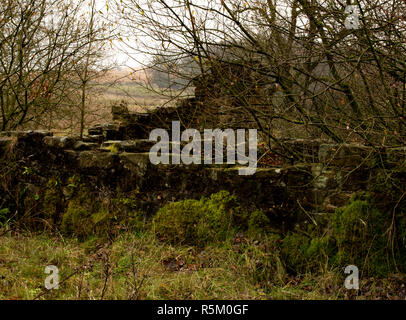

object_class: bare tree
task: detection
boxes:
[69,0,115,138]
[0,0,112,131]
[115,0,406,158]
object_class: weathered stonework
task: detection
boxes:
[1,105,405,233]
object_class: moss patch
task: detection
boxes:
[153,191,246,246]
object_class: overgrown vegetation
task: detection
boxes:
[1,0,406,301]
[1,190,405,299]
[152,191,244,246]
[152,191,406,278]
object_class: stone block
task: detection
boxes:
[78,151,117,172]
[43,136,77,149]
[74,141,99,151]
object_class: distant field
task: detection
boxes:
[48,68,192,135]
[92,67,192,113]
[95,81,178,113]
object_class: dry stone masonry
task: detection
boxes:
[0,103,405,231]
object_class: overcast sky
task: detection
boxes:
[89,0,147,68]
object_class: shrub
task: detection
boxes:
[280,232,310,272]
[153,191,244,246]
[60,185,146,240]
[277,192,406,276]
[331,194,394,276]
[247,210,272,237]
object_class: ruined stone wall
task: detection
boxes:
[1,123,404,233]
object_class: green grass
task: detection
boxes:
[0,231,345,300]
[1,192,405,300]
[2,231,404,300]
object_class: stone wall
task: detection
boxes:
[1,120,404,232]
